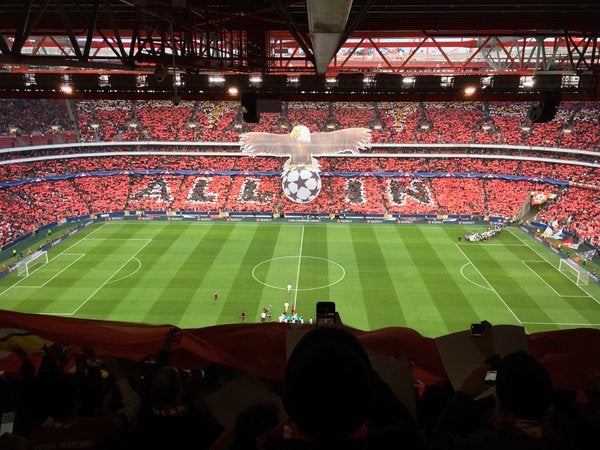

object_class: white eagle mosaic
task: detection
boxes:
[240,125,372,203]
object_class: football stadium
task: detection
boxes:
[0,2,599,449]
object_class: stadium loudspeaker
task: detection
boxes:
[336,73,364,90]
[299,75,326,90]
[34,73,62,90]
[109,74,137,89]
[241,93,260,123]
[375,74,403,90]
[527,91,561,123]
[414,76,442,91]
[533,74,562,90]
[0,73,25,88]
[257,99,282,113]
[146,73,173,89]
[71,73,99,90]
[490,75,520,91]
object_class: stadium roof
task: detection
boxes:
[0,1,598,100]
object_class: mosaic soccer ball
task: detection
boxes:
[281,165,322,204]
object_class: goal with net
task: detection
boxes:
[16,250,49,277]
[558,258,589,287]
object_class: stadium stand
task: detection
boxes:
[1,1,599,446]
[1,152,599,247]
[535,186,600,247]
[0,101,599,450]
[1,100,600,154]
[0,311,598,449]
[0,99,71,136]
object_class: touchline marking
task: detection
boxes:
[472,243,527,247]
[521,321,600,326]
[67,222,107,244]
[507,228,600,307]
[55,222,108,255]
[292,226,305,312]
[455,243,522,324]
[68,239,152,315]
[84,238,151,241]
[520,260,590,299]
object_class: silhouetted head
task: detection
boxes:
[496,350,553,420]
[41,372,78,421]
[151,366,182,405]
[284,326,374,440]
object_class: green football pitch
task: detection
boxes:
[1,221,599,337]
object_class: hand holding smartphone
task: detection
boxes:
[86,357,103,368]
[316,301,336,326]
[470,320,495,359]
[470,323,485,336]
[484,369,497,384]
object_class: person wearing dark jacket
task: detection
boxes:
[126,365,223,450]
[257,325,426,450]
[430,322,580,450]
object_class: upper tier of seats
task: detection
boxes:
[1,99,599,151]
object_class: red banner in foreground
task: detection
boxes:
[1,309,598,390]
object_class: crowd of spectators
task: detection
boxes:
[0,319,599,450]
[7,154,594,186]
[535,186,600,247]
[2,99,599,151]
[0,99,71,137]
[77,100,135,142]
[0,328,225,450]
[1,154,598,248]
[1,100,598,248]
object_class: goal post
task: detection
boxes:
[16,250,49,277]
[558,258,589,286]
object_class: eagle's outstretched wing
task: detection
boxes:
[239,132,297,156]
[309,128,372,155]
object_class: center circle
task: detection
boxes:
[251,256,346,291]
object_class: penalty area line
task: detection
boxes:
[455,243,522,324]
[67,239,152,316]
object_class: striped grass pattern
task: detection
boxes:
[1,222,598,337]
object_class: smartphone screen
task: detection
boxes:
[86,357,103,367]
[484,370,497,384]
[0,411,15,435]
[316,301,336,326]
[470,323,484,336]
